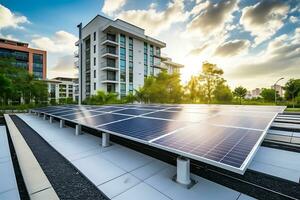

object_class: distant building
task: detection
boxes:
[0,38,47,79]
[76,15,183,101]
[271,84,284,97]
[251,88,261,98]
[160,56,184,75]
[45,77,78,103]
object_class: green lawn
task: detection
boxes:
[285,108,300,112]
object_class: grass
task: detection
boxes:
[285,108,300,112]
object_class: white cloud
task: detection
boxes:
[31,31,78,54]
[214,40,250,57]
[185,0,237,37]
[117,0,188,36]
[0,4,29,29]
[240,0,289,44]
[290,16,299,23]
[102,0,127,16]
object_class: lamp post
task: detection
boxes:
[274,77,284,105]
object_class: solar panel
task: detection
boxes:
[113,108,154,115]
[99,117,187,141]
[33,104,284,174]
[152,123,262,171]
[61,110,102,120]
[76,113,131,126]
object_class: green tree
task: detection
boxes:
[284,79,300,108]
[185,76,199,103]
[260,88,278,102]
[233,86,247,105]
[136,70,183,103]
[213,79,233,103]
[199,62,224,103]
[0,74,12,105]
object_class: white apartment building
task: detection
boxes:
[45,77,78,103]
[271,84,284,97]
[75,15,182,101]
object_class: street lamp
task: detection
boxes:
[274,77,284,105]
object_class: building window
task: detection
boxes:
[107,58,115,68]
[94,70,96,78]
[107,71,116,81]
[129,83,133,93]
[129,37,133,86]
[107,83,115,93]
[150,45,154,76]
[93,45,96,53]
[155,47,161,56]
[93,32,96,41]
[94,82,96,90]
[120,34,126,83]
[33,54,43,79]
[144,42,148,77]
[120,83,126,97]
[93,57,96,66]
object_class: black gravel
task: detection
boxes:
[10,115,109,200]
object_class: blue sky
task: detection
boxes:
[0,0,299,89]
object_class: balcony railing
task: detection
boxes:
[74,50,79,58]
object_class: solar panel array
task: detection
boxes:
[31,104,285,174]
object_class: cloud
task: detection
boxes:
[0,33,18,41]
[214,40,250,57]
[0,4,29,29]
[102,0,127,16]
[188,44,209,56]
[186,0,237,37]
[48,55,77,78]
[31,31,77,54]
[240,0,289,44]
[290,16,299,23]
[227,30,300,80]
[117,0,188,35]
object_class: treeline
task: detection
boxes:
[0,58,48,106]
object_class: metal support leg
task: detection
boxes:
[60,119,65,128]
[49,116,53,123]
[75,124,81,135]
[174,157,196,188]
[38,113,41,117]
[102,132,110,147]
[43,114,47,120]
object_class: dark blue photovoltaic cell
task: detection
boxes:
[153,123,262,168]
[51,110,84,117]
[94,107,124,112]
[62,111,101,120]
[100,117,187,141]
[76,113,130,126]
[35,106,62,112]
[202,114,272,130]
[44,108,73,114]
[144,111,210,122]
[113,109,153,115]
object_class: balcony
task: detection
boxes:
[74,60,79,68]
[74,50,79,58]
[101,61,119,71]
[101,47,118,59]
[101,36,118,46]
[75,40,79,46]
[100,74,118,84]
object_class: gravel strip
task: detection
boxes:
[10,115,109,200]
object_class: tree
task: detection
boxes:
[284,79,300,108]
[233,86,247,105]
[199,62,224,103]
[0,74,12,105]
[213,79,233,103]
[136,70,183,103]
[185,76,199,103]
[260,88,278,102]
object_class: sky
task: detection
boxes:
[0,0,299,90]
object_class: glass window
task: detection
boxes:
[93,32,96,41]
[107,83,115,93]
[94,82,96,90]
[129,83,133,92]
[107,71,116,80]
[120,47,126,60]
[93,45,96,53]
[120,83,126,97]
[107,58,115,68]
[93,57,96,66]
[94,70,96,78]
[120,34,126,47]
